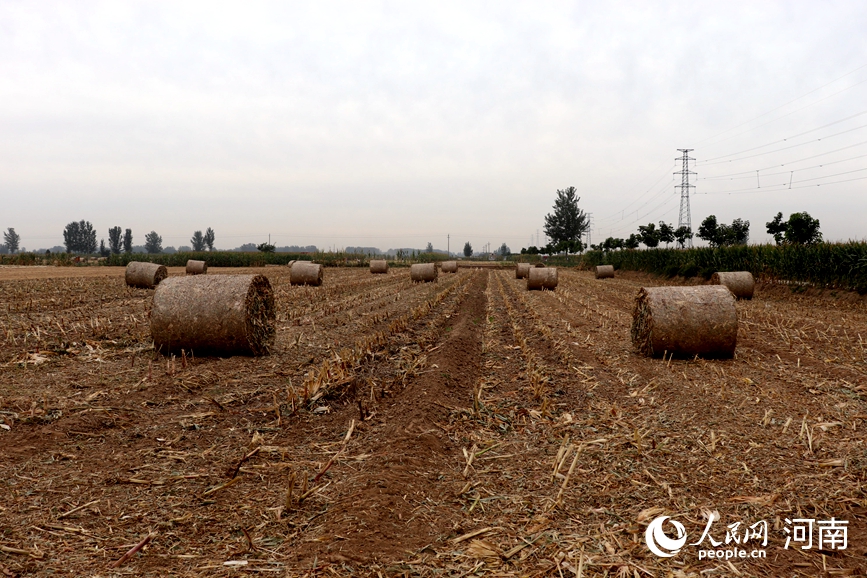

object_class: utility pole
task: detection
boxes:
[676,149,696,247]
[447,234,449,256]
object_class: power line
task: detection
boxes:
[699,152,867,181]
[697,166,867,195]
[697,123,867,166]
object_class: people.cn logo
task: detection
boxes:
[645,516,687,558]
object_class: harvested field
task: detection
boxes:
[1,266,867,576]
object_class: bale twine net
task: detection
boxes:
[711,271,755,300]
[410,263,438,282]
[595,265,615,279]
[631,285,737,358]
[186,260,207,275]
[125,262,168,289]
[441,261,458,273]
[370,259,389,274]
[516,263,531,279]
[151,274,275,356]
[290,262,324,286]
[527,267,558,290]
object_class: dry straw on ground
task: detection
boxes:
[515,263,531,279]
[124,261,167,288]
[595,265,615,279]
[527,267,558,290]
[441,261,458,273]
[290,262,324,286]
[631,285,737,357]
[369,259,388,274]
[151,274,276,356]
[185,259,207,275]
[711,271,755,299]
[411,263,438,282]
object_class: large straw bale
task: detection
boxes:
[711,271,755,299]
[595,265,615,279]
[527,267,558,290]
[125,262,168,288]
[186,260,207,275]
[631,285,737,358]
[441,261,458,273]
[370,259,389,274]
[410,263,438,282]
[516,263,531,279]
[151,274,275,356]
[290,262,324,286]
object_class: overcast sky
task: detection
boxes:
[2,1,866,252]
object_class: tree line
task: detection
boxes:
[59,222,216,255]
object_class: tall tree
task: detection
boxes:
[624,234,640,249]
[63,220,97,253]
[425,242,434,253]
[543,186,589,253]
[144,231,163,254]
[123,229,133,253]
[3,228,20,253]
[203,227,215,251]
[638,223,660,248]
[497,243,511,257]
[658,222,675,247]
[99,239,110,257]
[191,230,206,251]
[768,211,822,245]
[108,226,122,254]
[698,215,749,247]
[463,242,472,257]
[674,226,693,248]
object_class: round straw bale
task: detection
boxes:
[151,274,275,356]
[516,262,531,279]
[370,259,389,274]
[186,259,207,275]
[595,265,615,279]
[711,271,755,300]
[290,262,324,286]
[125,261,168,288]
[410,263,438,282]
[527,267,558,290]
[286,260,296,268]
[631,285,737,358]
[441,261,458,273]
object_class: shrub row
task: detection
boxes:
[581,242,867,293]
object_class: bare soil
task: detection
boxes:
[1,266,867,576]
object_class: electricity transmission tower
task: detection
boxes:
[675,149,696,248]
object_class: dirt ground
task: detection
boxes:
[1,266,866,576]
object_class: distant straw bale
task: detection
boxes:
[370,260,389,274]
[185,260,207,275]
[441,261,458,273]
[290,262,323,286]
[410,263,438,282]
[595,265,614,279]
[527,267,558,290]
[711,271,755,299]
[516,263,531,279]
[631,285,737,358]
[151,274,275,356]
[125,262,167,289]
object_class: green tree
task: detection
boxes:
[638,223,660,248]
[144,231,163,254]
[3,228,20,253]
[425,242,434,253]
[698,215,749,247]
[674,226,693,248]
[191,230,206,251]
[257,242,276,253]
[766,212,787,245]
[204,227,215,251]
[463,242,472,257]
[123,229,133,253]
[543,186,589,253]
[497,243,511,257]
[726,218,750,246]
[99,239,110,257]
[768,211,822,245]
[63,220,97,254]
[624,234,640,249]
[658,222,675,246]
[108,226,122,254]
